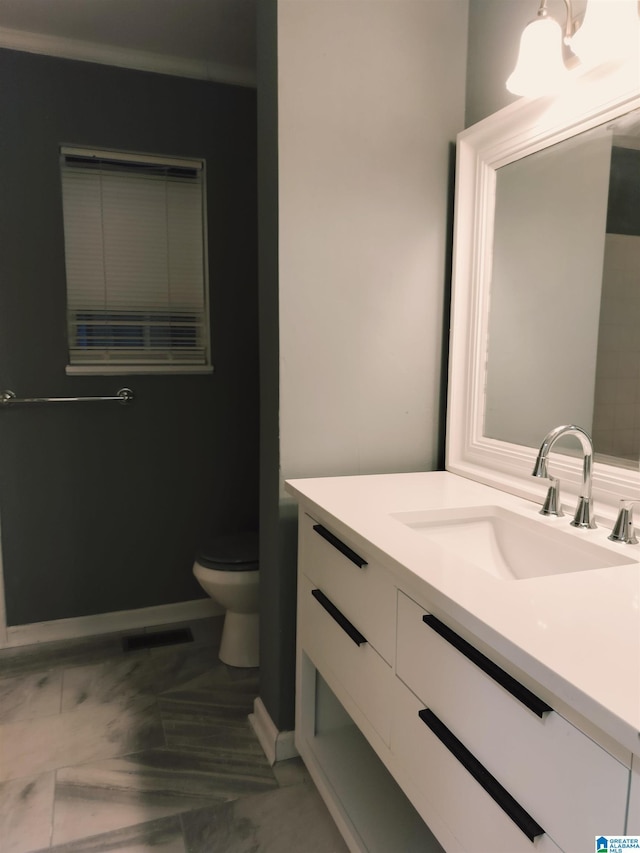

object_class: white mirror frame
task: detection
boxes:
[446,66,640,520]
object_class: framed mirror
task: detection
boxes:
[446,68,640,515]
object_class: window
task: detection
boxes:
[60,146,211,374]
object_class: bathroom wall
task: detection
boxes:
[277,0,468,482]
[464,0,526,126]
[257,0,468,732]
[0,48,259,627]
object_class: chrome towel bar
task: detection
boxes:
[0,388,134,406]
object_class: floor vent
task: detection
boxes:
[122,627,194,652]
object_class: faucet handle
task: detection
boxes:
[608,500,638,544]
[539,476,564,517]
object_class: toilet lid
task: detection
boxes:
[196,531,259,571]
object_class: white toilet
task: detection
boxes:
[192,531,259,668]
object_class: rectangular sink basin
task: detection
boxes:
[391,506,637,581]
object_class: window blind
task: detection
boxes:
[60,147,209,369]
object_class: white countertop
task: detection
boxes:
[285,471,640,757]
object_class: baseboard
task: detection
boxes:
[249,696,298,766]
[4,598,223,649]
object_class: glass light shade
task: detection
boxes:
[571,0,640,67]
[506,16,570,96]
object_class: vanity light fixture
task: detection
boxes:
[571,0,640,66]
[506,0,640,97]
[506,1,574,96]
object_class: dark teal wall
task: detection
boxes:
[607,147,640,236]
[257,0,298,732]
[0,49,259,626]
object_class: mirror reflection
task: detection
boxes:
[484,106,640,467]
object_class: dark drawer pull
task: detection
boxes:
[419,708,544,843]
[311,588,367,646]
[313,524,368,568]
[423,615,551,718]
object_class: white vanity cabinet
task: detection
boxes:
[296,512,397,746]
[298,573,394,744]
[298,512,397,665]
[294,506,634,853]
[628,756,640,834]
[394,592,629,853]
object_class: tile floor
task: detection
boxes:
[0,616,348,853]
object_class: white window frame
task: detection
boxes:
[60,145,212,375]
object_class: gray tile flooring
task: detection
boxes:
[0,616,348,853]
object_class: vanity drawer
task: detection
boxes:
[396,591,629,852]
[299,511,396,663]
[392,679,563,853]
[299,573,393,744]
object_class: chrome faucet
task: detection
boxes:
[532,424,596,529]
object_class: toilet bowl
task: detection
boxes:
[192,531,259,668]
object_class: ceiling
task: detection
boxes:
[0,0,257,86]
